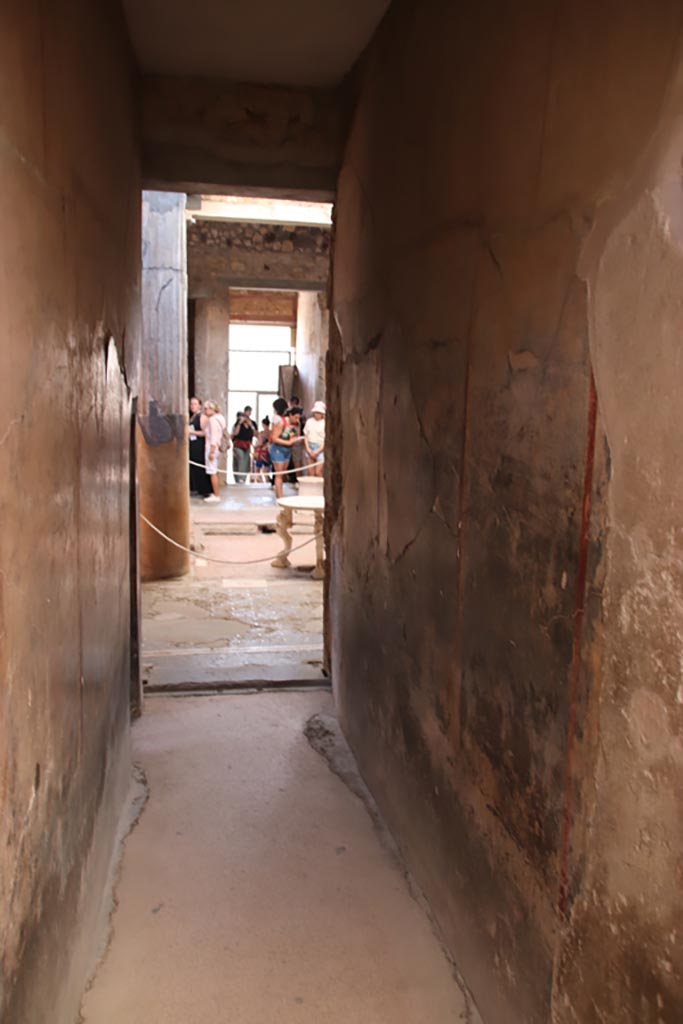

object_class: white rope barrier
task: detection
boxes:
[140,513,318,566]
[189,457,321,479]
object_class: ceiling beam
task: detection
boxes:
[140,75,349,200]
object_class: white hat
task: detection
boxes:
[311,400,326,415]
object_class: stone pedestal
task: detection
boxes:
[138,191,190,581]
[272,495,325,580]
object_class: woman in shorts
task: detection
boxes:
[269,398,304,499]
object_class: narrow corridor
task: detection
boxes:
[6,2,683,1021]
[80,693,474,1023]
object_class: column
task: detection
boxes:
[138,191,190,581]
[194,297,230,417]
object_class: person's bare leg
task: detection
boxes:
[273,462,287,499]
[210,473,220,497]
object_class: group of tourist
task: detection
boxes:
[189,397,227,503]
[188,395,326,503]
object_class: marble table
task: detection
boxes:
[271,495,325,579]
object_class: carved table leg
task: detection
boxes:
[311,509,325,580]
[271,506,293,568]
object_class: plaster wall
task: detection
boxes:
[295,292,329,413]
[330,2,683,1021]
[0,1,140,1019]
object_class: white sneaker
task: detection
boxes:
[203,495,220,503]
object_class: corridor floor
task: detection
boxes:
[143,483,324,689]
[80,692,472,1023]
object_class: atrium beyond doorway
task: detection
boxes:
[226,321,293,483]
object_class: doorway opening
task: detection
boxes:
[139,194,332,702]
[225,322,293,483]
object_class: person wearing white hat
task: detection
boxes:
[304,400,326,477]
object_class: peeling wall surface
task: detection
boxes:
[330,2,683,1021]
[0,1,140,1020]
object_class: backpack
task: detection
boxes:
[217,415,231,454]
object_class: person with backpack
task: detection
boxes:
[203,400,227,504]
[231,405,257,483]
[251,417,272,483]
